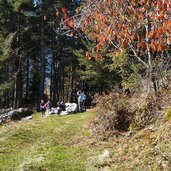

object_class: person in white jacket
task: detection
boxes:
[78,90,86,112]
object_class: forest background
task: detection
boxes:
[0,0,170,110]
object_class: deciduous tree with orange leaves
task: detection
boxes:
[59,0,171,91]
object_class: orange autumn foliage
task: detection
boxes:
[75,0,171,54]
[59,0,171,62]
[86,51,91,60]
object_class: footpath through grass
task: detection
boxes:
[0,111,99,171]
[1,110,171,171]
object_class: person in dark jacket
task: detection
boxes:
[40,99,46,117]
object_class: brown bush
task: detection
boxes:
[89,93,134,140]
[130,94,158,130]
[89,91,167,139]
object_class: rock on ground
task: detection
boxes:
[0,108,33,124]
[49,103,78,115]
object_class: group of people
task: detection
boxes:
[40,89,87,117]
[40,100,66,117]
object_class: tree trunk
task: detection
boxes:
[69,64,74,102]
[14,11,22,109]
[61,53,65,102]
[52,53,57,104]
[39,0,45,101]
[25,59,29,105]
[14,59,22,109]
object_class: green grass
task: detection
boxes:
[0,112,99,171]
[1,111,171,171]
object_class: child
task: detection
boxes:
[45,100,51,116]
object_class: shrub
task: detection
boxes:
[130,94,157,130]
[90,92,165,139]
[166,107,171,121]
[89,93,134,140]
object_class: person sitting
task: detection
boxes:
[60,102,66,110]
[57,102,66,115]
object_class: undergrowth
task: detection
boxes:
[90,90,171,139]
[89,93,133,140]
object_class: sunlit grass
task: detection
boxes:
[0,112,96,171]
[1,110,171,170]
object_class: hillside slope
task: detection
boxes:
[0,110,171,171]
[0,112,97,171]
